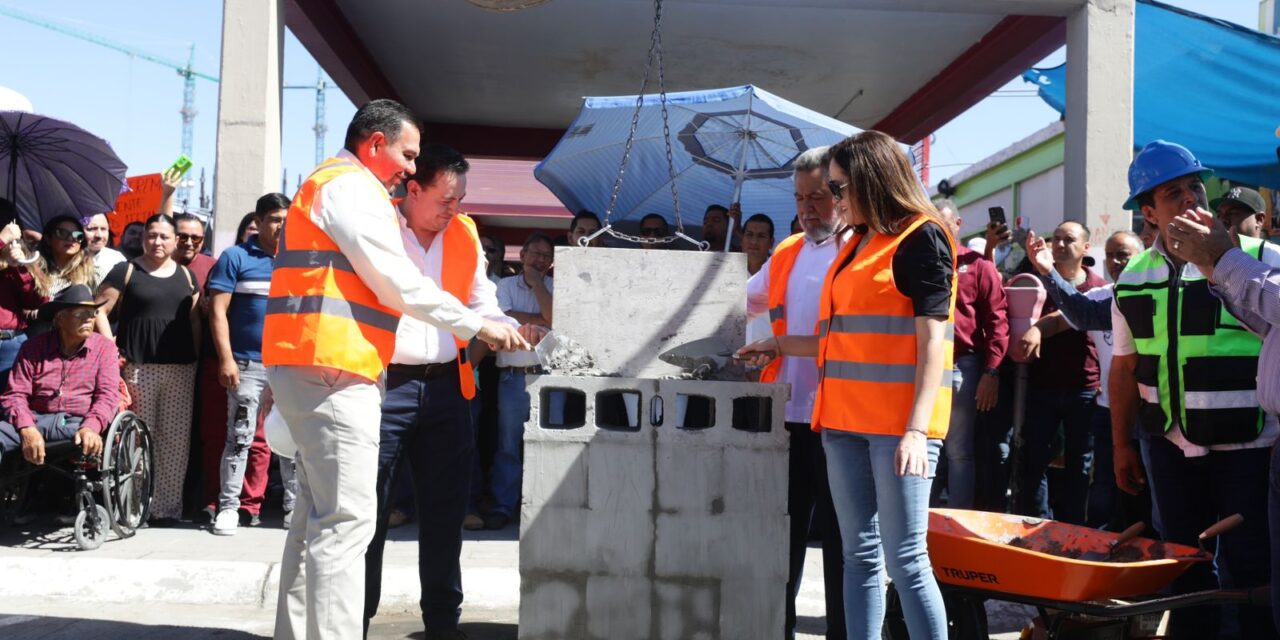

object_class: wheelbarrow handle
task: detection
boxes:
[1200,513,1244,542]
[1112,521,1146,548]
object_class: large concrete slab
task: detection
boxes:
[550,247,748,379]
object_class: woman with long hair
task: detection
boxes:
[35,215,97,296]
[95,213,201,526]
[739,130,957,639]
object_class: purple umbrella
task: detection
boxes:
[0,111,128,229]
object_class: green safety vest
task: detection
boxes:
[1113,236,1266,446]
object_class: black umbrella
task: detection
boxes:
[0,111,128,229]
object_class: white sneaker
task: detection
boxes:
[212,509,238,536]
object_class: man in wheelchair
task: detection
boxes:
[0,285,119,467]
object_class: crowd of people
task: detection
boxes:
[0,96,1277,640]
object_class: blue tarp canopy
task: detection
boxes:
[1023,0,1280,189]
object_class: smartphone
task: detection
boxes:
[167,154,193,179]
[988,206,1007,227]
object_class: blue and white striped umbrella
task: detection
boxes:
[535,85,857,239]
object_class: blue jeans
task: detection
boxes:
[935,354,980,508]
[1016,387,1096,524]
[1140,435,1276,640]
[218,360,269,512]
[0,333,27,395]
[493,369,529,517]
[823,429,945,640]
[363,368,475,632]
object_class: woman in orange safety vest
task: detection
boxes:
[739,130,957,640]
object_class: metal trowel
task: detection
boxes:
[657,337,746,379]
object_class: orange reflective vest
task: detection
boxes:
[262,157,402,382]
[812,214,957,438]
[424,209,480,400]
[760,233,806,383]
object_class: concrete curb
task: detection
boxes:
[0,556,521,611]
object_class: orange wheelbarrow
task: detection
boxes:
[879,509,1270,639]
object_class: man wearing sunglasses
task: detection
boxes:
[173,213,216,289]
[638,213,669,249]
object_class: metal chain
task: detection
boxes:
[596,0,700,249]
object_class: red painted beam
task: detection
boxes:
[873,15,1066,144]
[285,0,400,106]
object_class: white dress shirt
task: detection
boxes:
[496,274,552,368]
[309,150,484,341]
[391,209,517,365]
[746,232,843,423]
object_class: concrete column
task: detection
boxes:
[212,0,283,255]
[1063,0,1135,254]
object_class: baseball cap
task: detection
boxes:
[1210,186,1265,214]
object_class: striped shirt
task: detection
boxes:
[207,236,274,361]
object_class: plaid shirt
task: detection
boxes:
[1,331,120,433]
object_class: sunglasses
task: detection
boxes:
[176,233,205,243]
[827,180,849,200]
[52,228,85,242]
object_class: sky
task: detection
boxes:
[0,0,1263,208]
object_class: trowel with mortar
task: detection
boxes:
[657,336,750,380]
[533,330,602,375]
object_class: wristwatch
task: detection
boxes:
[983,367,1000,377]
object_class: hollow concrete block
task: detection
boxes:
[518,576,588,640]
[585,575,652,640]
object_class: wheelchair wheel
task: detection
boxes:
[74,504,110,550]
[0,474,28,526]
[100,412,152,538]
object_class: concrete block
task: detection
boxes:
[584,503,654,577]
[654,513,788,580]
[519,576,587,640]
[519,505,590,574]
[721,447,788,516]
[655,579,719,640]
[719,575,786,639]
[655,440,724,514]
[655,379,790,448]
[523,440,589,509]
[587,440,655,513]
[585,575,652,640]
[552,247,748,379]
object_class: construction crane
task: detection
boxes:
[0,5,217,204]
[284,70,329,166]
[0,5,333,203]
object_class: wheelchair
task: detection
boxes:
[0,410,153,550]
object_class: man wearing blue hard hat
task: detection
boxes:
[1109,140,1279,639]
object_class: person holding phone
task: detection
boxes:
[739,130,956,640]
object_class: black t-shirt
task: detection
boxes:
[105,261,198,364]
[891,222,955,317]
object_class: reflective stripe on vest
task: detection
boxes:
[1113,235,1266,446]
[811,214,958,439]
[262,156,402,382]
[760,233,806,383]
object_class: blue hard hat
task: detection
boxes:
[1123,140,1212,211]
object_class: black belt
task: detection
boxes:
[387,360,459,379]
[500,365,544,375]
[0,329,24,340]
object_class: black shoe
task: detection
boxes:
[482,512,509,530]
[240,509,261,527]
[200,506,216,524]
[425,629,468,640]
[148,517,181,528]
